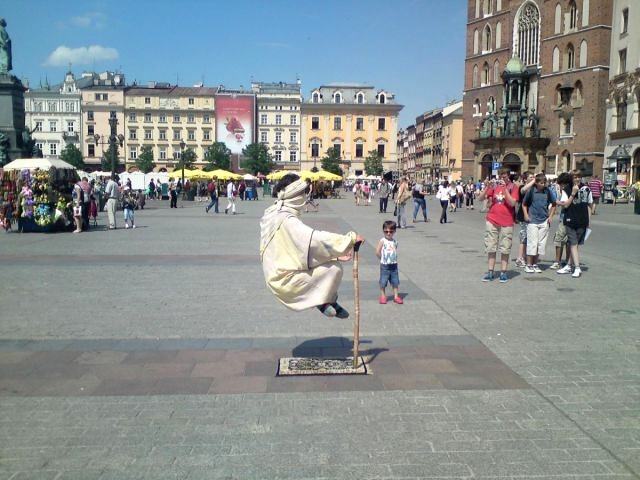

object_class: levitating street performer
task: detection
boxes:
[260,174,364,318]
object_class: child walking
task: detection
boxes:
[122,189,137,229]
[376,220,403,304]
[89,194,98,227]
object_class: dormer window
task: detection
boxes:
[334,92,342,104]
[356,92,365,104]
[378,93,386,104]
[312,92,320,103]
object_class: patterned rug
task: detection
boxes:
[278,356,368,376]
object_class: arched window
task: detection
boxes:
[475,0,480,18]
[473,99,481,116]
[487,96,496,112]
[617,99,627,131]
[579,40,587,67]
[572,81,583,106]
[356,92,364,104]
[482,24,492,52]
[483,0,492,16]
[554,4,562,34]
[495,22,502,48]
[566,43,575,70]
[334,92,342,104]
[555,84,563,105]
[582,0,590,26]
[482,62,490,86]
[473,29,479,54]
[496,0,502,11]
[494,60,500,82]
[378,93,386,104]
[472,65,479,88]
[312,92,320,103]
[514,2,540,66]
[568,1,578,30]
[552,46,560,72]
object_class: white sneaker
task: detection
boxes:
[557,264,572,274]
[533,265,542,273]
[571,268,582,278]
[515,258,526,268]
[549,262,560,270]
[132,225,136,229]
[125,224,130,229]
[524,265,536,273]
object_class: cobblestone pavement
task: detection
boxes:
[0,195,638,479]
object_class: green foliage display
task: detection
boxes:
[364,150,384,177]
[59,143,85,169]
[320,146,343,176]
[204,142,231,171]
[135,145,155,173]
[242,143,275,175]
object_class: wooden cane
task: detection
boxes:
[352,240,363,369]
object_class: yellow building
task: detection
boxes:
[441,101,463,181]
[80,72,126,170]
[124,84,217,171]
[300,84,402,175]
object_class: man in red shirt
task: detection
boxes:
[477,168,520,283]
[587,175,603,215]
[205,179,218,214]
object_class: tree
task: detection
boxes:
[135,145,155,173]
[321,146,343,176]
[59,143,85,169]
[364,150,384,177]
[203,142,231,171]
[101,143,119,172]
[242,143,275,175]
[178,147,197,169]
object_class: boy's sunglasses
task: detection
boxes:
[384,229,396,233]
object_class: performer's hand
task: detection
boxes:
[356,234,365,244]
[338,253,352,262]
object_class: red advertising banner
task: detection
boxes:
[215,94,255,155]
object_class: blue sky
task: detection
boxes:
[4,0,466,126]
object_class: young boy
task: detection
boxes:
[550,173,572,269]
[522,173,556,272]
[376,220,402,304]
[122,188,137,229]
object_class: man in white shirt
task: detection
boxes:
[104,174,119,229]
[225,180,237,215]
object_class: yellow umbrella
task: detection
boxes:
[207,169,241,180]
[298,170,318,181]
[315,170,342,181]
[170,168,198,179]
[266,170,294,180]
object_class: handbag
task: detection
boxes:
[397,189,411,205]
[393,205,398,216]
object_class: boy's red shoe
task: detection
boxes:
[393,296,404,304]
[379,295,388,304]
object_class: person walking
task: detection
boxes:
[104,174,119,229]
[169,178,178,208]
[148,179,156,200]
[412,180,428,222]
[76,176,92,230]
[225,180,237,214]
[122,188,137,229]
[436,181,450,224]
[205,179,219,213]
[353,181,362,206]
[378,178,391,213]
[238,180,246,201]
[522,173,556,273]
[395,177,410,229]
[477,168,519,283]
[588,175,604,215]
[464,181,475,209]
[363,182,371,205]
[514,172,535,268]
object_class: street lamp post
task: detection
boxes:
[179,140,186,198]
[93,112,124,176]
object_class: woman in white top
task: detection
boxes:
[436,181,450,224]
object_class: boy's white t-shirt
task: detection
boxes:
[379,237,398,265]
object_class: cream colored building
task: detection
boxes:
[124,84,217,171]
[300,84,403,175]
[252,81,302,169]
[80,72,126,170]
[442,101,464,181]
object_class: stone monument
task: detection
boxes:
[0,18,29,166]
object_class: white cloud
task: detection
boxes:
[44,45,119,67]
[69,12,107,29]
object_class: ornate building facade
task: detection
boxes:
[300,84,402,175]
[24,72,82,159]
[253,81,302,169]
[604,0,639,185]
[463,0,613,180]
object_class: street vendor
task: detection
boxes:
[260,173,364,318]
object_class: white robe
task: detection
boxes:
[261,212,356,311]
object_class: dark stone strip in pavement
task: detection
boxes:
[0,254,259,266]
[0,335,481,352]
[0,338,530,397]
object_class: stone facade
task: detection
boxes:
[300,84,402,175]
[24,72,82,160]
[124,84,217,171]
[253,81,302,169]
[604,0,640,185]
[463,0,613,180]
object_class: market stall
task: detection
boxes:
[1,158,78,232]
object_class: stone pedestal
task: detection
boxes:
[0,73,26,165]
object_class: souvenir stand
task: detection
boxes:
[1,158,78,232]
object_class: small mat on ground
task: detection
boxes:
[277,357,368,376]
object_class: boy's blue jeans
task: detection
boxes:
[379,263,399,289]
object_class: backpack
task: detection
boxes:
[522,187,553,208]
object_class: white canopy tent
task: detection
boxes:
[2,158,77,171]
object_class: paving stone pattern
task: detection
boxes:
[0,197,638,479]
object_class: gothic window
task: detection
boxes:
[617,100,627,131]
[473,99,481,116]
[482,63,490,86]
[554,4,562,33]
[473,29,479,54]
[475,0,480,18]
[514,2,540,66]
[566,44,575,70]
[552,46,560,72]
[496,0,501,11]
[579,40,587,67]
[568,1,578,30]
[493,60,500,82]
[487,96,496,113]
[482,24,492,52]
[472,65,479,88]
[555,85,563,106]
[572,81,583,106]
[482,0,492,16]
[495,22,502,48]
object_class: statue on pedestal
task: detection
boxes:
[0,18,12,74]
